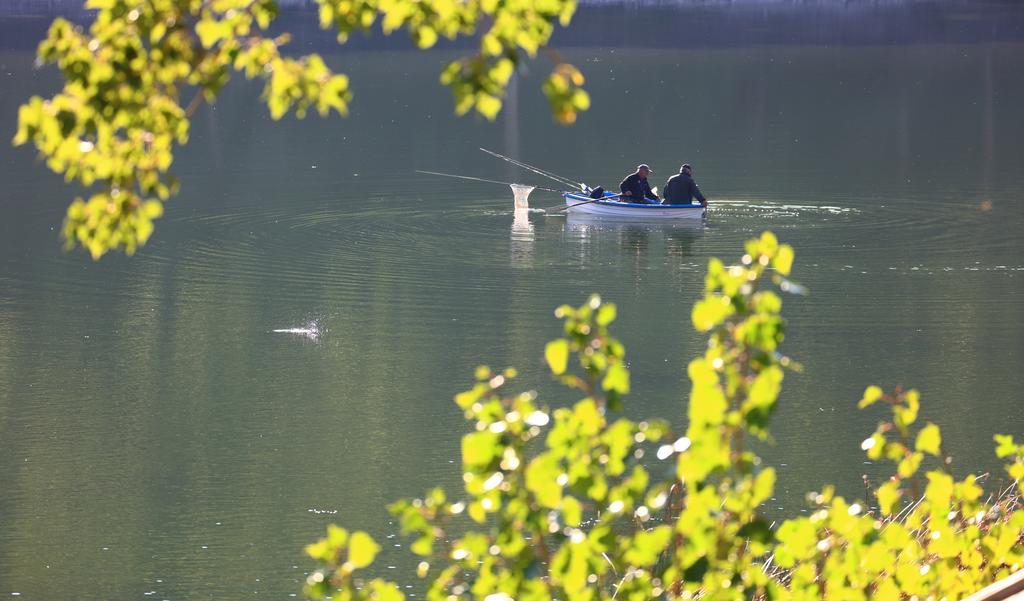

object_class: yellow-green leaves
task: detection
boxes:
[775,519,819,566]
[305,524,349,562]
[995,434,1020,458]
[916,422,942,456]
[623,525,672,567]
[17,0,587,259]
[667,233,801,598]
[925,472,954,513]
[894,388,920,431]
[994,434,1024,495]
[773,243,794,275]
[897,451,923,477]
[525,454,562,507]
[691,295,733,332]
[547,295,630,411]
[858,385,884,408]
[686,359,727,428]
[305,526,397,601]
[542,63,590,125]
[300,235,1024,601]
[15,0,353,258]
[61,191,165,259]
[348,531,380,568]
[601,363,630,396]
[462,431,499,469]
[545,339,569,375]
[876,480,902,516]
[744,365,783,435]
[260,53,353,120]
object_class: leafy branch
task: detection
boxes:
[303,233,1024,601]
[14,0,588,259]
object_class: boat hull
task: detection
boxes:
[563,193,705,218]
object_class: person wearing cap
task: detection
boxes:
[662,164,707,206]
[619,164,659,204]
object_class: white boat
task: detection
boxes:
[563,192,706,219]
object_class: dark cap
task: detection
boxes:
[637,164,653,173]
[680,164,692,172]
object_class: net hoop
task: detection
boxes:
[510,184,535,209]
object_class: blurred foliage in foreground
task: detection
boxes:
[13,0,589,259]
[305,232,1024,600]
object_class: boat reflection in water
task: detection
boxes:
[563,213,707,275]
[509,207,535,268]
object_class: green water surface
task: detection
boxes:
[1,4,1023,598]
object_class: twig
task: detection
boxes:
[184,89,205,117]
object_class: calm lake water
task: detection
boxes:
[2,2,1024,597]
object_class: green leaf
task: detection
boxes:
[858,385,883,409]
[775,518,818,564]
[601,363,630,395]
[915,423,942,456]
[692,296,732,331]
[410,535,432,556]
[468,501,486,523]
[995,434,1018,458]
[475,93,502,120]
[925,471,954,512]
[562,496,582,527]
[750,366,783,408]
[897,389,920,427]
[773,244,794,276]
[150,22,167,44]
[897,451,923,478]
[752,468,776,506]
[545,339,569,375]
[877,480,901,516]
[955,475,983,502]
[526,454,562,507]
[927,524,959,559]
[367,579,405,601]
[688,377,726,428]
[462,431,498,468]
[596,302,616,326]
[327,524,349,548]
[415,25,438,49]
[1009,462,1024,487]
[348,531,379,568]
[571,89,590,111]
[623,525,672,566]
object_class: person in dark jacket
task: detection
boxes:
[619,164,659,203]
[663,164,707,206]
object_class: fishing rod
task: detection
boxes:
[415,170,566,194]
[479,148,587,191]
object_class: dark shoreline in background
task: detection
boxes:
[2,0,1024,52]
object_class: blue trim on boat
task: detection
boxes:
[564,192,703,208]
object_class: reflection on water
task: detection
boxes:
[565,213,706,255]
[509,208,535,268]
[666,227,699,259]
[563,215,708,290]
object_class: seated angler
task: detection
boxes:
[662,163,707,206]
[619,164,660,204]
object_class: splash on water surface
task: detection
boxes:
[272,317,325,340]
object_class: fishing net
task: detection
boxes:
[510,184,535,210]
